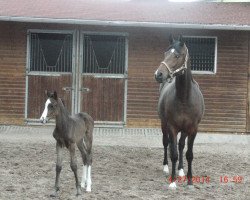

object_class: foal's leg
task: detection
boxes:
[178,131,187,177]
[77,140,88,191]
[50,141,63,197]
[169,130,178,189]
[69,143,81,196]
[186,132,197,187]
[162,122,169,175]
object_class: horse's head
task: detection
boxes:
[155,35,189,83]
[40,90,59,124]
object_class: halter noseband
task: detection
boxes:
[161,48,189,82]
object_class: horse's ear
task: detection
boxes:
[178,35,184,46]
[169,34,174,45]
[53,91,58,100]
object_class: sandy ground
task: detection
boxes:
[0,126,249,200]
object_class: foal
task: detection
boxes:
[40,91,94,196]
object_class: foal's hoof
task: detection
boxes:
[86,186,91,192]
[169,182,177,190]
[50,191,59,198]
[81,182,86,189]
[76,187,82,196]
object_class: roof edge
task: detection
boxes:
[1,16,250,31]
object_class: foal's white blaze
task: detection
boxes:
[40,99,51,123]
[169,182,177,189]
[178,169,185,177]
[163,164,169,174]
[86,166,92,192]
[170,48,175,53]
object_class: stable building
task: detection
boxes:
[0,0,250,133]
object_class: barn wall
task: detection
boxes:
[0,22,249,133]
[0,22,26,124]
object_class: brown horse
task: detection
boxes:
[40,91,94,197]
[154,35,204,189]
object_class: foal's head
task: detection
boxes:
[40,91,60,124]
[155,35,189,83]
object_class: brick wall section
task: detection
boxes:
[0,22,26,124]
[195,31,249,132]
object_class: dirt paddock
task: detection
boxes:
[0,127,249,200]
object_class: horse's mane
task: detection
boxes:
[60,98,65,106]
[58,98,70,116]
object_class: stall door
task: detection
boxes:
[26,31,74,121]
[80,34,127,126]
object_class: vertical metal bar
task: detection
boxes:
[123,36,129,125]
[38,35,41,72]
[63,36,65,72]
[73,30,78,114]
[91,38,94,73]
[116,37,119,74]
[119,38,122,74]
[35,34,38,71]
[25,30,31,120]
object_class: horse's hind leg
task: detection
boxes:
[178,132,187,177]
[162,122,169,175]
[50,141,63,197]
[69,143,81,196]
[186,132,197,186]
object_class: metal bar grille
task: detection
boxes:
[30,33,73,73]
[184,37,216,72]
[83,35,126,74]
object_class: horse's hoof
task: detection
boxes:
[178,169,185,177]
[163,165,169,175]
[169,182,177,190]
[186,184,195,190]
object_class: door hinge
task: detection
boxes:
[80,87,91,93]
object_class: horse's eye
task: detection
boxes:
[48,104,54,109]
[175,55,180,58]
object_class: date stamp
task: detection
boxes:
[168,176,210,184]
[167,175,244,184]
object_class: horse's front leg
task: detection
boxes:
[50,141,63,197]
[69,143,81,196]
[178,131,187,177]
[161,122,169,175]
[169,130,178,189]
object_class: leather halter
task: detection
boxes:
[161,48,189,82]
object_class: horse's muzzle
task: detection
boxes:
[155,70,163,83]
[40,117,48,124]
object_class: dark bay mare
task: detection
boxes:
[40,91,94,197]
[154,35,205,189]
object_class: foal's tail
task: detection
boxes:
[80,112,94,151]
